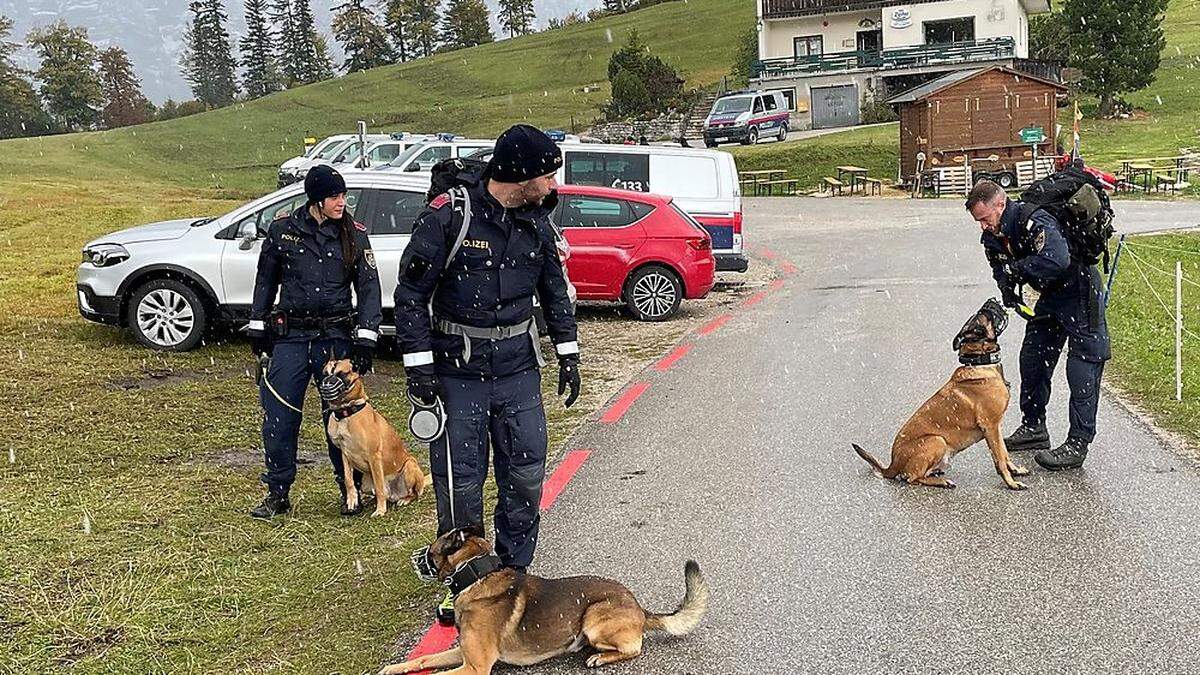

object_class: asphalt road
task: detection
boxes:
[520,198,1200,673]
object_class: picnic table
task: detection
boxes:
[836,166,869,194]
[740,169,786,196]
[1128,162,1155,193]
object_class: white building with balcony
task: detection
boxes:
[753,0,1053,129]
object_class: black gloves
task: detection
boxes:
[406,366,440,405]
[557,355,580,408]
[251,334,272,359]
[1000,284,1023,310]
[351,342,375,374]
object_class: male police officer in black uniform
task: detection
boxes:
[394,125,579,616]
[248,165,383,518]
[967,179,1110,470]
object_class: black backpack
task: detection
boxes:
[1018,165,1116,271]
[426,157,488,203]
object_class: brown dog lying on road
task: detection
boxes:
[853,298,1030,490]
[380,525,709,674]
[319,359,427,516]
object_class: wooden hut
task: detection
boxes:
[888,66,1067,187]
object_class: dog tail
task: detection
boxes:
[644,560,708,636]
[852,443,892,478]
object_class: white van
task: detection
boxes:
[556,144,746,272]
[375,137,496,174]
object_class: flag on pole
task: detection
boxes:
[1071,101,1082,161]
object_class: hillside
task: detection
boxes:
[0,0,752,196]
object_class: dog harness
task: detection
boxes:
[445,554,506,597]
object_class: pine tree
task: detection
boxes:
[333,0,396,72]
[240,0,282,98]
[441,0,493,49]
[401,0,441,57]
[602,0,628,13]
[1062,0,1168,117]
[292,0,335,83]
[27,21,103,131]
[497,0,535,38]
[0,15,52,138]
[384,0,410,62]
[98,46,152,128]
[181,0,239,107]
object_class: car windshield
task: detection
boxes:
[317,140,352,161]
[388,142,429,167]
[713,97,752,114]
[338,142,364,162]
[304,138,337,158]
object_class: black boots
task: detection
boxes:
[250,491,291,519]
[1005,422,1051,453]
[1035,437,1090,470]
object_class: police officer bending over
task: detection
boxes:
[248,165,382,519]
[967,179,1110,471]
[395,124,580,620]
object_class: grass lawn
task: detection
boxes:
[1106,231,1200,449]
[729,124,901,191]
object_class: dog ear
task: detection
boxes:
[464,522,486,540]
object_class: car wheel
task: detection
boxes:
[997,172,1017,189]
[777,123,788,141]
[126,278,207,351]
[623,265,683,321]
[742,127,758,145]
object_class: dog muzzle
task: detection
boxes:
[411,545,439,582]
[318,374,349,402]
[953,298,1009,350]
[408,393,447,443]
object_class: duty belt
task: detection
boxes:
[434,317,545,367]
[290,314,354,331]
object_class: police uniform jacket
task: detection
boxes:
[982,199,1110,360]
[248,206,383,344]
[394,181,578,378]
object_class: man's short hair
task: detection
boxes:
[965,180,1006,210]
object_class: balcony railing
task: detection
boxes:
[752,37,1016,79]
[763,0,941,19]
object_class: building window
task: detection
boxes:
[793,35,823,58]
[923,17,975,44]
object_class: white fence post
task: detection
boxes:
[1176,260,1183,402]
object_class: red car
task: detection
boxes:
[552,185,715,321]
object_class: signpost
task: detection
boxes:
[1020,125,1047,181]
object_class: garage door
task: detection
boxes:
[811,84,860,129]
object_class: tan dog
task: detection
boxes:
[320,359,427,516]
[852,299,1030,490]
[380,525,709,674]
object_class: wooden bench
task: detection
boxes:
[822,177,845,196]
[862,177,882,196]
[759,178,798,196]
[1156,174,1177,194]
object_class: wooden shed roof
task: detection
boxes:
[886,66,1067,105]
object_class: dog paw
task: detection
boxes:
[371,509,387,518]
[1011,464,1031,476]
[586,654,606,668]
[1006,480,1029,491]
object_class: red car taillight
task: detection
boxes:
[687,237,711,251]
[732,211,743,234]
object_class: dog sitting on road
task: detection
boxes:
[319,359,427,516]
[852,298,1030,490]
[379,525,709,674]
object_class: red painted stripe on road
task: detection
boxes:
[600,382,651,424]
[540,449,591,512]
[697,313,733,336]
[655,343,694,372]
[743,291,768,307]
[404,622,458,671]
[769,279,785,292]
[779,261,797,276]
[759,247,777,260]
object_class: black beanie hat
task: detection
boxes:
[305,164,347,204]
[487,124,563,184]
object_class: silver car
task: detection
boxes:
[77,173,576,351]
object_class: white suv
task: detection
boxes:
[371,137,495,174]
[277,134,391,186]
[77,173,576,351]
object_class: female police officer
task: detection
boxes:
[247,165,382,519]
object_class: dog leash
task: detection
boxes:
[258,355,304,414]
